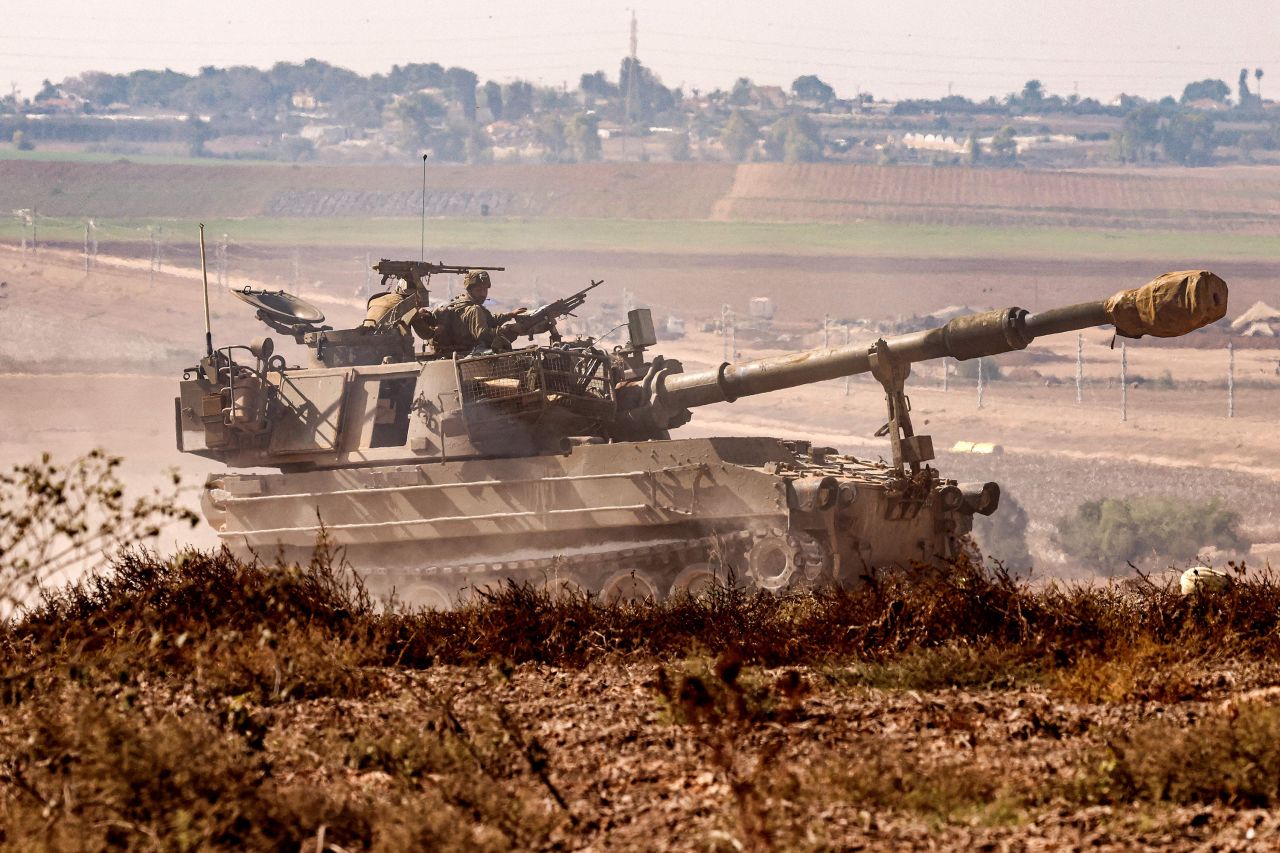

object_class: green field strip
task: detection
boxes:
[4,216,1280,261]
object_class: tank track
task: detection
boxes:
[357,530,759,606]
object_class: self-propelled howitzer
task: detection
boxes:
[177,270,1227,607]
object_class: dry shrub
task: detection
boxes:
[0,688,379,851]
[820,750,1029,827]
[832,643,1037,691]
[0,684,561,851]
[1051,639,1201,704]
[8,550,1280,682]
[1089,703,1280,807]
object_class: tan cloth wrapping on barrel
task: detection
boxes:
[1105,270,1228,338]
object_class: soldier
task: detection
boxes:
[361,281,434,340]
[434,269,530,355]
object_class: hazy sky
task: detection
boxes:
[6,0,1279,104]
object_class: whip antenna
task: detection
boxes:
[419,153,428,262]
[198,223,213,357]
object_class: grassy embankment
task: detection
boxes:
[7,216,1280,260]
[4,545,1280,849]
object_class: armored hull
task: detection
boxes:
[203,436,970,607]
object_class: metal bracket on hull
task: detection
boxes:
[868,339,934,475]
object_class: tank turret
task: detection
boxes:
[176,269,1227,607]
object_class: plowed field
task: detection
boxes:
[8,159,1280,231]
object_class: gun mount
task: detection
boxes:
[177,269,1227,608]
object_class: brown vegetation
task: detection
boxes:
[4,542,1280,848]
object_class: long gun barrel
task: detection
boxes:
[655,270,1227,412]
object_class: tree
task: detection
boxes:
[668,131,691,161]
[535,114,568,162]
[1162,112,1215,165]
[965,133,981,165]
[764,114,823,162]
[482,81,503,121]
[503,81,534,120]
[1052,497,1248,572]
[1256,68,1265,102]
[566,112,601,161]
[791,75,834,105]
[579,71,618,99]
[989,125,1018,164]
[720,108,758,162]
[394,92,446,150]
[1180,78,1230,104]
[1020,79,1044,105]
[618,58,676,125]
[444,67,478,122]
[729,77,754,107]
[186,113,212,157]
[971,490,1031,575]
[1116,104,1161,162]
[1239,68,1254,107]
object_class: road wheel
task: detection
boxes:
[747,532,800,592]
[669,561,725,598]
[546,570,589,601]
[600,570,660,604]
[401,582,453,611]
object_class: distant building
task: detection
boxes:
[290,91,318,110]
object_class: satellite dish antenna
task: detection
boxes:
[232,287,326,325]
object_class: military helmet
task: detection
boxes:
[463,269,492,291]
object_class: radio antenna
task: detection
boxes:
[198,223,213,357]
[419,153,428,262]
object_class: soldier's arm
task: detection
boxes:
[462,303,500,346]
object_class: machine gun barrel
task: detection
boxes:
[657,271,1227,412]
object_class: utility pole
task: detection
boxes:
[623,9,638,161]
[977,357,985,409]
[844,325,852,397]
[1075,334,1083,403]
[721,304,732,362]
[1120,342,1128,422]
[1228,341,1235,418]
[148,226,159,285]
[363,251,372,296]
[217,234,228,289]
[942,356,948,392]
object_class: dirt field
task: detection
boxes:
[2,243,1276,574]
[8,159,1280,231]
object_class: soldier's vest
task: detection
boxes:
[432,296,476,356]
[363,291,404,327]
